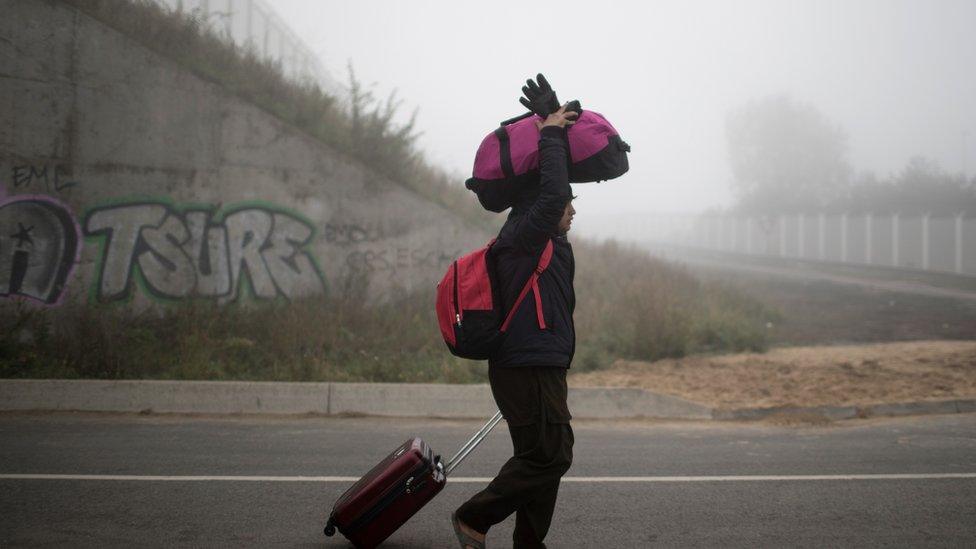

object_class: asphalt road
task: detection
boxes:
[1,412,975,547]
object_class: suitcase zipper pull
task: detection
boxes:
[405,475,427,494]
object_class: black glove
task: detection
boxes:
[519,73,560,119]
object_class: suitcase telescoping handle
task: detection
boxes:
[444,411,503,476]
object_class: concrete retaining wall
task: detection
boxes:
[0,0,489,309]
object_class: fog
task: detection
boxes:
[273,0,976,217]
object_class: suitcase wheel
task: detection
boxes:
[323,520,336,537]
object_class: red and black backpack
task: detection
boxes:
[435,239,554,360]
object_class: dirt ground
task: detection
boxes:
[569,340,976,409]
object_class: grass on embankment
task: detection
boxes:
[62,0,497,233]
[0,240,777,383]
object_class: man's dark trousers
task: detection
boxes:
[456,365,574,548]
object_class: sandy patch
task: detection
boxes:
[569,340,976,409]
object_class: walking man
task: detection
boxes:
[452,99,579,548]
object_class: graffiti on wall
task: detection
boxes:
[10,164,80,193]
[0,192,82,304]
[325,221,459,278]
[323,223,386,245]
[84,200,325,302]
[344,247,459,276]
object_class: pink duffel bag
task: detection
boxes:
[465,106,630,212]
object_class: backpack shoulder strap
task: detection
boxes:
[500,239,554,333]
[535,239,554,274]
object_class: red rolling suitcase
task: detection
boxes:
[323,412,503,548]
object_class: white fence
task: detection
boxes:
[149,0,338,92]
[578,213,976,277]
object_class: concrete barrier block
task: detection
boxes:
[712,405,857,421]
[955,399,976,413]
[865,399,961,417]
[569,387,712,419]
[0,380,331,415]
[822,405,859,420]
[329,383,496,418]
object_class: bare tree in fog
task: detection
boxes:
[725,94,852,214]
[840,157,976,216]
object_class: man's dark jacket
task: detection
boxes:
[489,125,576,369]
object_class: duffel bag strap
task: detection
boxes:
[493,127,515,179]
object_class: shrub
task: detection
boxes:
[1,239,775,382]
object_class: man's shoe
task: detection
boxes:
[451,511,486,549]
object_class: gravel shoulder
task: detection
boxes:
[569,340,976,409]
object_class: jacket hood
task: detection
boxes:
[510,184,542,216]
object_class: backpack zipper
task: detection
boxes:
[452,261,461,326]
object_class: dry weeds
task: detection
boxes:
[569,340,976,408]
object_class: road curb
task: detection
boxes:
[712,404,859,421]
[0,380,710,420]
[0,379,332,415]
[859,399,974,418]
[1,380,972,421]
[713,398,976,421]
